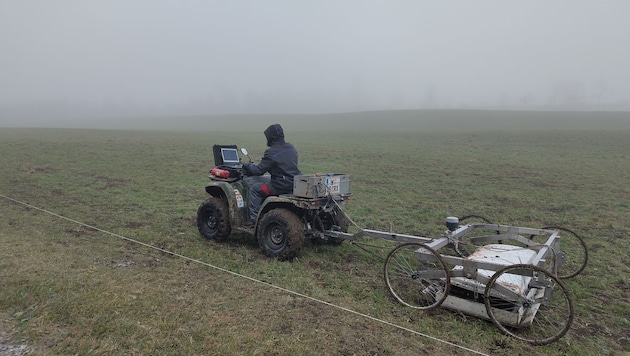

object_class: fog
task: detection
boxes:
[1,1,629,124]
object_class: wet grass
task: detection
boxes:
[1,112,629,355]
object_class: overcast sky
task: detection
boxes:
[1,1,629,119]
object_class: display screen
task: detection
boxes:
[221,148,239,164]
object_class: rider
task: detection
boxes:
[242,124,301,227]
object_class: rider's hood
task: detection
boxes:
[264,124,285,146]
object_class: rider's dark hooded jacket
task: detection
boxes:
[244,124,301,194]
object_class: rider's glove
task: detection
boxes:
[242,162,253,174]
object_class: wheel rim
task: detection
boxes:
[384,243,450,310]
[484,264,574,345]
[265,222,286,251]
[542,226,588,279]
[204,211,219,234]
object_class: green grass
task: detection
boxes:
[1,111,629,355]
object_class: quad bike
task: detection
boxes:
[197,145,351,260]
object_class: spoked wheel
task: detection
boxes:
[484,264,574,345]
[384,243,450,310]
[540,226,588,279]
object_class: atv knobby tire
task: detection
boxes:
[257,208,305,260]
[197,197,231,241]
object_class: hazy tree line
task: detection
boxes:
[1,80,628,122]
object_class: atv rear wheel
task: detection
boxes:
[197,197,231,241]
[257,208,305,260]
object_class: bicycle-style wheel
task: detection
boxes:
[384,243,450,310]
[484,264,574,345]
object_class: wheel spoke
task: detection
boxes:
[384,243,450,310]
[484,264,574,345]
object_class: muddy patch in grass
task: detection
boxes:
[0,319,30,356]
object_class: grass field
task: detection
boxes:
[1,110,629,355]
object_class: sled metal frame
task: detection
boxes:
[325,222,565,326]
[416,223,560,326]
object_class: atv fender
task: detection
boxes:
[205,180,249,227]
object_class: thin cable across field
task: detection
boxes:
[0,193,489,356]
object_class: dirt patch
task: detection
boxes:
[0,322,30,356]
[0,343,29,356]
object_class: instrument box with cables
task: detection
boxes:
[293,174,350,198]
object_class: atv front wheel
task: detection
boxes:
[257,208,305,260]
[197,197,231,241]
